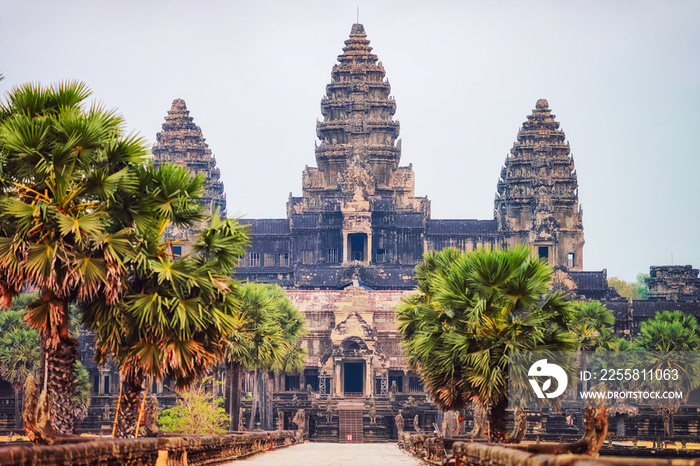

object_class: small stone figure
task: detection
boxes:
[278,410,285,431]
[306,384,313,397]
[292,393,300,406]
[238,409,246,431]
[368,399,377,426]
[103,403,110,420]
[292,409,306,442]
[389,381,397,402]
[413,414,422,434]
[395,410,404,435]
[139,395,161,437]
[405,395,416,408]
[325,402,333,423]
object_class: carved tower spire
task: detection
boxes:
[289,23,429,267]
[152,99,227,218]
[495,99,584,270]
[313,23,403,196]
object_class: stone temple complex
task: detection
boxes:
[232,24,593,419]
[2,22,698,442]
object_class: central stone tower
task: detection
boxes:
[289,23,429,270]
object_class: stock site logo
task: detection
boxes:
[528,359,568,399]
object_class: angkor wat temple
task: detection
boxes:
[2,22,699,442]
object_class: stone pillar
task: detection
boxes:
[367,233,372,265]
[365,360,373,395]
[335,360,342,395]
[402,370,408,393]
[342,233,348,264]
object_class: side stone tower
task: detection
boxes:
[152,99,227,253]
[495,99,584,270]
[152,99,227,218]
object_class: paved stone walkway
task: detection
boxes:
[223,442,422,465]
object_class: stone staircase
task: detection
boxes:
[337,400,363,443]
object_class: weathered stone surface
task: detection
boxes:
[0,432,296,466]
[152,99,227,253]
[496,98,584,271]
[647,265,700,302]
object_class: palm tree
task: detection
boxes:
[224,282,306,431]
[396,245,577,442]
[569,301,619,353]
[0,81,149,434]
[0,316,40,430]
[83,208,249,437]
[568,301,619,394]
[635,310,700,437]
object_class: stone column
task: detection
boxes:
[367,233,372,265]
[342,233,348,264]
[365,359,373,395]
[335,360,342,395]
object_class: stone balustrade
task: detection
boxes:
[401,434,700,466]
[0,431,297,466]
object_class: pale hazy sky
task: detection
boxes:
[2,1,699,281]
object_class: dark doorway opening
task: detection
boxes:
[304,368,319,391]
[285,374,300,391]
[389,370,404,393]
[348,233,367,262]
[538,246,549,261]
[344,362,363,394]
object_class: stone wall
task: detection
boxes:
[399,435,700,466]
[0,431,296,466]
[647,265,700,302]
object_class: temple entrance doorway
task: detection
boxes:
[348,233,367,262]
[344,362,364,394]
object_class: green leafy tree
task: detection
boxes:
[0,315,40,429]
[0,81,150,434]
[83,209,249,437]
[569,301,619,352]
[72,360,90,423]
[396,245,577,442]
[567,301,619,395]
[607,274,650,300]
[608,277,640,300]
[636,273,650,300]
[0,297,89,430]
[636,310,700,352]
[223,282,306,431]
[635,310,700,437]
[158,379,230,434]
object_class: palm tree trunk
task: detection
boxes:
[508,407,527,443]
[45,333,78,435]
[249,369,260,430]
[467,402,487,438]
[14,388,22,430]
[115,372,144,438]
[225,360,241,431]
[487,397,509,443]
[263,371,273,430]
